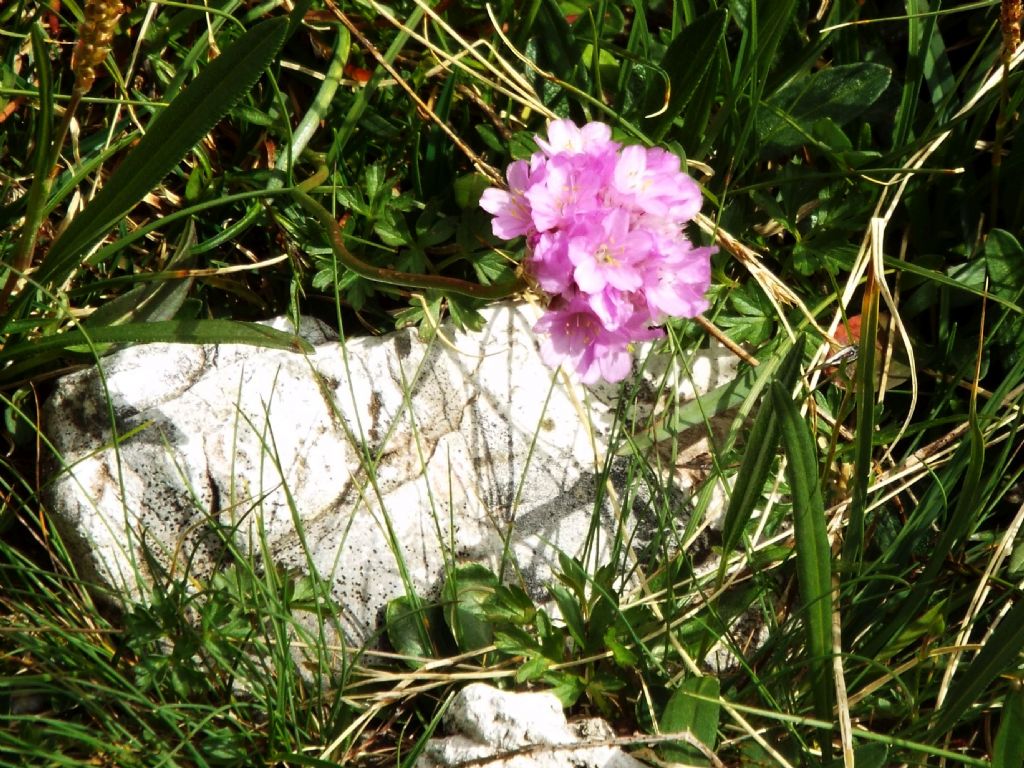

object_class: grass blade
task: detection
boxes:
[8,23,54,282]
[0,319,312,378]
[994,688,1024,768]
[931,595,1024,736]
[845,270,880,569]
[861,414,986,660]
[770,380,834,728]
[82,221,197,328]
[717,335,806,583]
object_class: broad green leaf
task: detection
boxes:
[453,173,490,210]
[758,63,892,154]
[488,584,536,625]
[541,672,585,707]
[771,381,834,725]
[586,581,620,651]
[985,229,1024,303]
[557,551,588,597]
[657,676,720,765]
[932,597,1024,735]
[983,230,1024,354]
[385,596,445,668]
[643,9,727,141]
[28,16,289,304]
[442,563,498,653]
[548,584,587,650]
[517,655,551,682]
[718,335,806,582]
[603,626,638,667]
[1010,534,1024,575]
[446,298,486,334]
[994,688,1024,768]
[811,117,853,153]
[493,625,539,657]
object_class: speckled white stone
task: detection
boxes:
[43,302,737,654]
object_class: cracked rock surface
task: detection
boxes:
[43,302,738,654]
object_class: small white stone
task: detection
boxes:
[416,683,648,768]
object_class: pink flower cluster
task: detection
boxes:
[480,119,714,384]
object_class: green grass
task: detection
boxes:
[3,0,1024,765]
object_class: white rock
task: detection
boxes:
[43,302,738,655]
[416,683,647,768]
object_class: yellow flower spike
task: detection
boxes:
[71,0,127,95]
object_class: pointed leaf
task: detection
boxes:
[10,24,54,277]
[0,319,312,369]
[549,584,587,650]
[719,336,806,581]
[771,381,833,724]
[846,274,881,569]
[643,9,727,141]
[385,596,445,668]
[83,222,197,329]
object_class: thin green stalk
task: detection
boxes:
[270,26,351,188]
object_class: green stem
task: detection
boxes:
[269,26,350,188]
[290,186,524,300]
